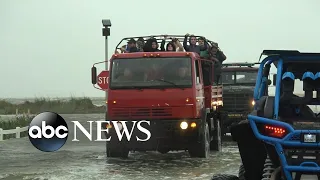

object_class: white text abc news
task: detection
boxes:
[28,120,152,141]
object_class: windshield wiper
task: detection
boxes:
[130,86,144,90]
[113,86,143,90]
[152,79,185,90]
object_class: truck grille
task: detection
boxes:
[223,93,253,111]
[283,146,320,167]
[109,107,172,119]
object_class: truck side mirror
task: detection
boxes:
[273,74,277,86]
[267,79,272,85]
[91,66,97,84]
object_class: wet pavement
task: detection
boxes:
[0,114,241,180]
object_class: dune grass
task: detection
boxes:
[0,97,105,115]
[0,115,33,140]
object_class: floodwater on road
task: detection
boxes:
[0,114,241,180]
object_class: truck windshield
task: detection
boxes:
[221,71,257,84]
[110,57,192,89]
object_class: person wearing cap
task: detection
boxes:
[122,38,139,53]
[209,42,227,84]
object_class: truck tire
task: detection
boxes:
[210,119,222,151]
[238,164,245,180]
[106,142,129,158]
[211,174,239,180]
[188,122,210,158]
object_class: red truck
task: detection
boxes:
[91,35,223,158]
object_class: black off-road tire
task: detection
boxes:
[106,142,129,158]
[210,119,222,151]
[188,122,210,158]
[211,174,239,180]
[238,164,245,180]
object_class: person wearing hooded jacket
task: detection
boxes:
[143,38,160,52]
[183,34,208,54]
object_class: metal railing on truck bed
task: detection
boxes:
[114,35,219,52]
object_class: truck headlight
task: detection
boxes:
[180,121,188,129]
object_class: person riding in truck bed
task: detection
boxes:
[160,35,184,52]
[209,42,227,84]
[183,33,208,55]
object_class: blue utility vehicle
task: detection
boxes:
[212,50,320,180]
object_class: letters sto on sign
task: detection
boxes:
[97,71,109,90]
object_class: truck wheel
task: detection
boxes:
[106,142,129,158]
[188,122,210,158]
[238,164,245,180]
[210,119,222,151]
[211,174,239,180]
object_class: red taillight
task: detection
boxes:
[264,125,288,138]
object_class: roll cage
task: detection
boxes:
[254,49,320,119]
[109,35,221,88]
[114,34,218,52]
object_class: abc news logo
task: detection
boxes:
[28,112,151,152]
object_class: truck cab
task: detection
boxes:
[219,63,259,135]
[91,35,224,158]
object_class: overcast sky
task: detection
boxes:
[1,0,320,98]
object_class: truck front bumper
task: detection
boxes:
[103,119,201,151]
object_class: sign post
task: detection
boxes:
[102,19,111,119]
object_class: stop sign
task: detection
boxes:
[97,71,109,90]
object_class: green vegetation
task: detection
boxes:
[0,97,105,115]
[0,115,33,140]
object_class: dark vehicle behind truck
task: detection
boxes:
[219,63,258,135]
